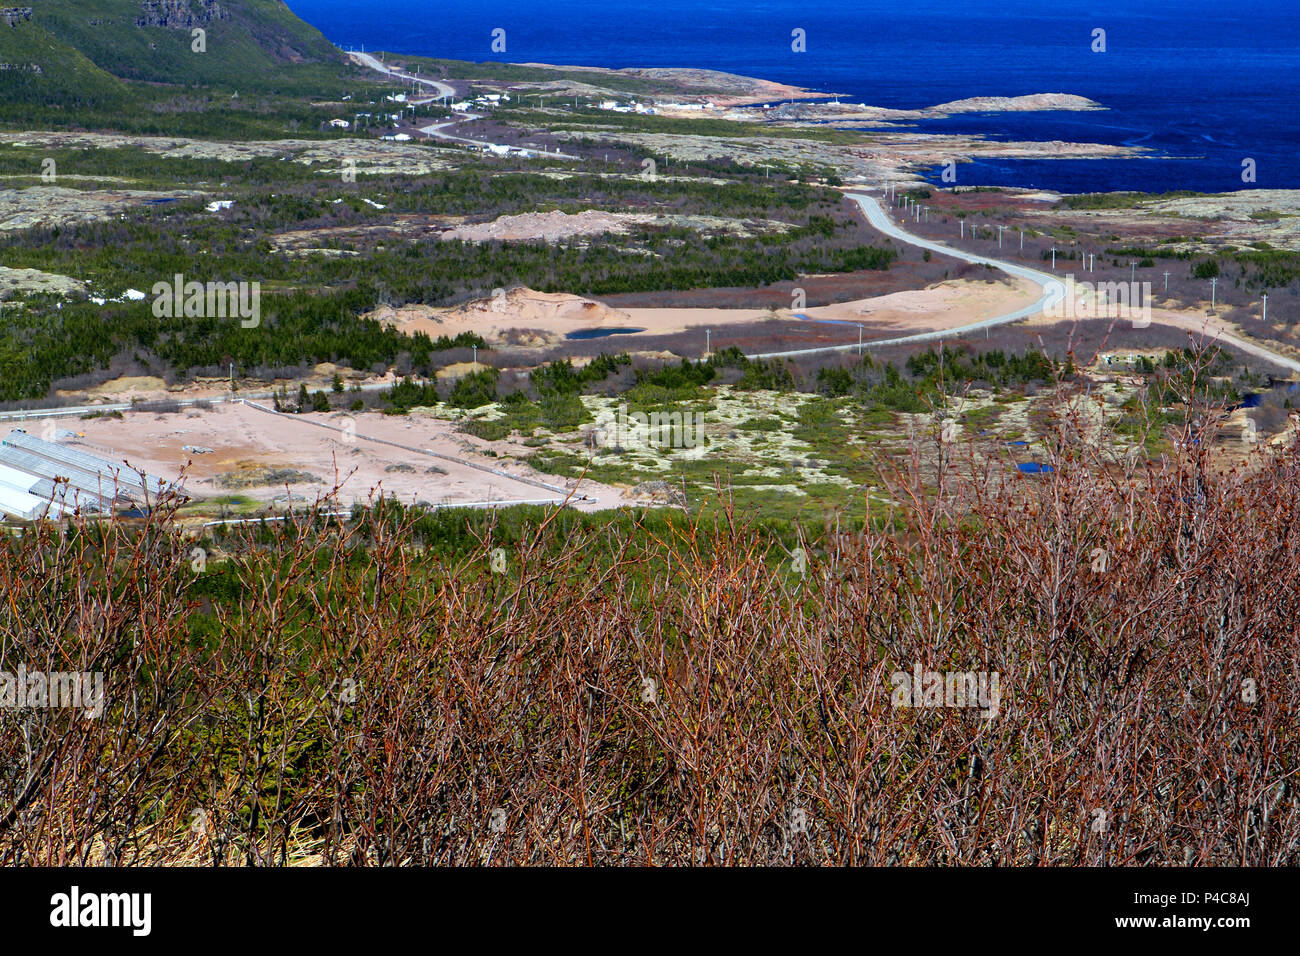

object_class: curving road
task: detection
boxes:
[746,193,1064,360]
[350,51,455,101]
[748,193,1300,374]
[350,51,580,159]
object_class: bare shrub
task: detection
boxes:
[2,351,1298,865]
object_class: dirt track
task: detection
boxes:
[46,402,625,512]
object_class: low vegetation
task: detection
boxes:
[2,375,1297,865]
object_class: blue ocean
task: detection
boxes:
[287,0,1300,193]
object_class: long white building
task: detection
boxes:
[0,429,175,521]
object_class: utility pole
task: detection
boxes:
[960,219,965,239]
[1262,293,1268,323]
[1163,271,1170,291]
[997,224,1005,248]
[1211,277,1217,311]
[472,345,478,370]
[857,323,864,355]
[1020,230,1024,252]
[706,329,712,357]
[1051,247,1056,270]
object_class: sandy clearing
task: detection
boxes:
[58,376,168,401]
[53,364,399,406]
[51,402,628,512]
[436,209,787,243]
[374,288,630,341]
[624,276,1043,336]
[375,278,1042,345]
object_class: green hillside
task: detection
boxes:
[0,0,354,110]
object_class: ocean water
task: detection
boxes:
[287,0,1300,193]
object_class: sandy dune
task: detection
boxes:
[374,278,1042,344]
[625,277,1042,336]
[373,288,631,342]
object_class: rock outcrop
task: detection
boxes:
[134,0,229,29]
[0,7,32,27]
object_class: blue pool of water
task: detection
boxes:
[565,327,645,340]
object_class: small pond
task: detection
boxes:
[565,327,645,340]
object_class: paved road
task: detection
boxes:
[350,51,454,100]
[417,118,580,159]
[1148,310,1300,375]
[746,193,1064,360]
[350,51,580,159]
[747,193,1300,374]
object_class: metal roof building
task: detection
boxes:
[2,431,169,499]
[0,482,57,521]
[0,429,175,520]
[0,445,117,507]
[0,461,41,495]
